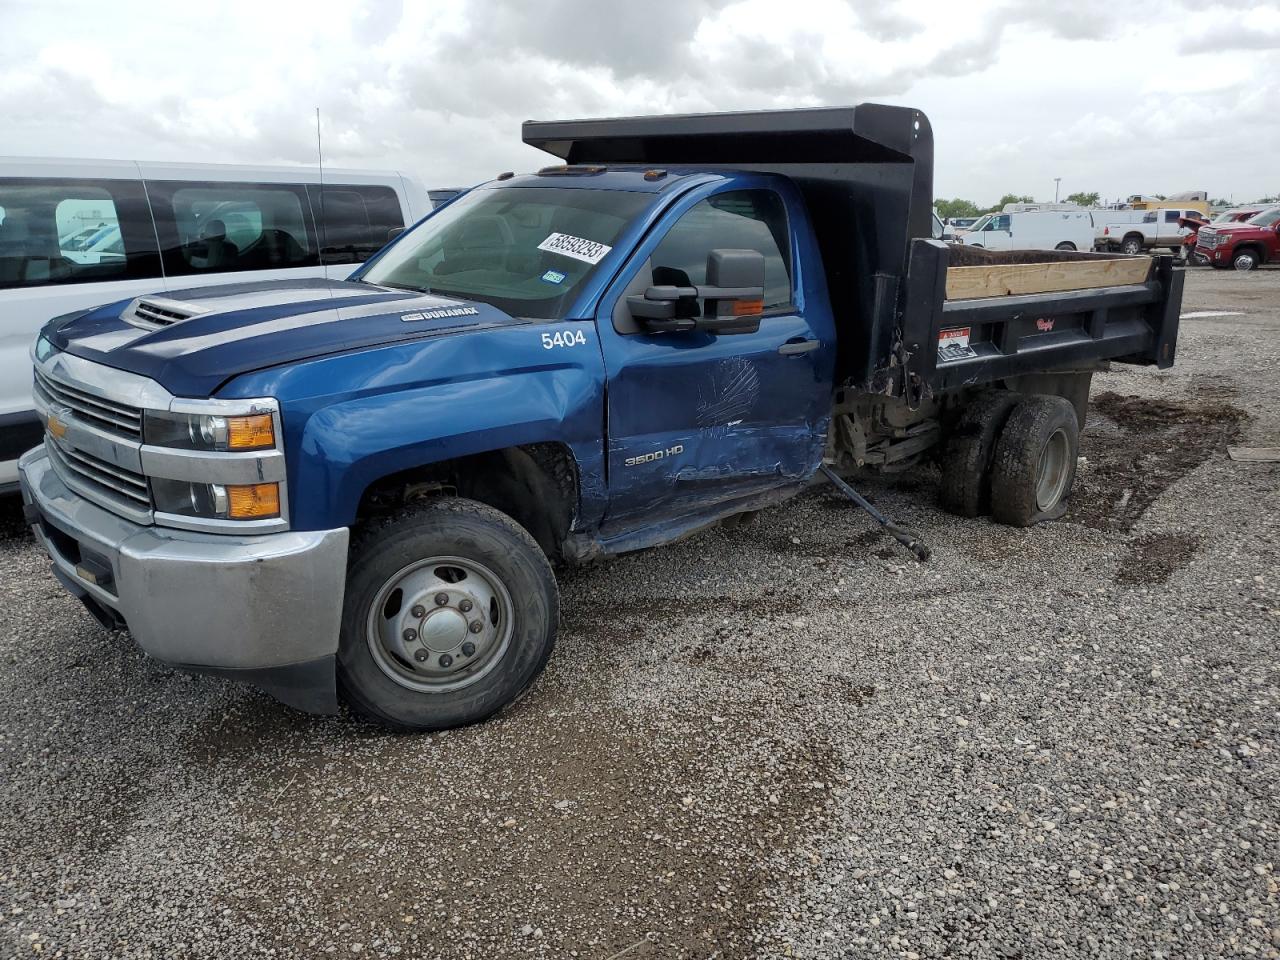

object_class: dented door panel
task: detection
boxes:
[594,176,836,533]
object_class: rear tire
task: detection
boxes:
[989,396,1080,527]
[338,497,558,731]
[1120,236,1144,256]
[939,391,1021,518]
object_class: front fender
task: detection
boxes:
[220,322,606,530]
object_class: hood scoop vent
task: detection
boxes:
[124,297,208,330]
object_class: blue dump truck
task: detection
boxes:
[18,105,1183,730]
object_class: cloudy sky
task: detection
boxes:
[2,0,1276,205]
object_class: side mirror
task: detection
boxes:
[697,248,765,333]
[626,249,766,335]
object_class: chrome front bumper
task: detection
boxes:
[18,446,349,713]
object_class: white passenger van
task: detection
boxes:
[0,159,432,491]
[957,208,1097,253]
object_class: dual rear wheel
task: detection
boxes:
[940,392,1080,526]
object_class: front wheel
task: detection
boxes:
[1054,242,1077,252]
[1233,249,1261,272]
[338,498,558,731]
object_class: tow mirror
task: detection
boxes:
[626,248,766,335]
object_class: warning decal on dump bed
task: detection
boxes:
[937,327,977,363]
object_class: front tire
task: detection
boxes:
[989,396,1080,527]
[1054,242,1077,251]
[1233,248,1261,272]
[338,498,558,731]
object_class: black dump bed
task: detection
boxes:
[523,104,1182,402]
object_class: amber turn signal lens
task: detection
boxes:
[227,482,281,519]
[733,298,764,316]
[226,414,275,450]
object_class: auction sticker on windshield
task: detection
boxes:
[537,233,612,265]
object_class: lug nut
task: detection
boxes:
[413,649,428,662]
[403,628,417,642]
[469,620,484,634]
[458,599,473,613]
[461,642,476,656]
[434,593,449,606]
[411,604,426,618]
[439,654,453,668]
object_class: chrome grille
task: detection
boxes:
[34,369,143,439]
[133,300,195,327]
[46,436,151,512]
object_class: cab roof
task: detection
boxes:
[484,165,718,194]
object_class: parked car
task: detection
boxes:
[0,158,434,492]
[1211,207,1263,224]
[1195,206,1280,271]
[957,209,1095,251]
[949,216,980,234]
[18,104,1183,730]
[1094,207,1207,255]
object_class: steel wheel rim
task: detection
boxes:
[366,555,514,693]
[1233,253,1254,271]
[1035,428,1071,511]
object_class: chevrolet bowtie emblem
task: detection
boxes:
[47,413,68,439]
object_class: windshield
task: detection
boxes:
[967,215,991,233]
[358,185,651,319]
[1246,207,1280,228]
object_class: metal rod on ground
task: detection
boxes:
[819,464,932,562]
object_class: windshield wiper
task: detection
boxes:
[368,280,432,294]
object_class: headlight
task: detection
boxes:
[152,478,281,520]
[34,335,57,363]
[144,411,275,451]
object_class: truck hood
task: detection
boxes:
[46,278,527,397]
[1205,224,1265,237]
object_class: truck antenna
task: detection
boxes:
[316,107,328,274]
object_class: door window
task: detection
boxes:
[1164,210,1181,223]
[987,214,1010,231]
[0,178,160,290]
[148,181,318,277]
[650,190,792,310]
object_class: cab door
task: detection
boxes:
[986,213,1013,249]
[594,182,836,533]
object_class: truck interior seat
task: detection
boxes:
[193,219,239,271]
[437,216,512,275]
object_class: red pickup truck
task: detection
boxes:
[1195,206,1280,271]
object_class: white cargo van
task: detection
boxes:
[957,209,1096,253]
[0,159,432,491]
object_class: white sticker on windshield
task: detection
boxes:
[537,232,612,265]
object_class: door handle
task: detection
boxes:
[778,338,820,356]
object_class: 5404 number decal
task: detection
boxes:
[541,330,588,350]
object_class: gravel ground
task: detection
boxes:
[1,266,1277,959]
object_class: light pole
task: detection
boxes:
[1054,178,1061,203]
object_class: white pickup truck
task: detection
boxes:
[1094,208,1206,255]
